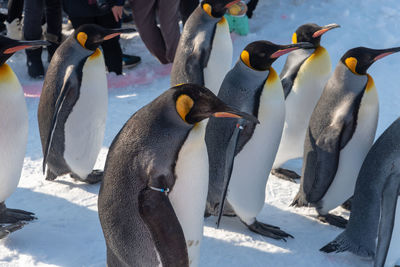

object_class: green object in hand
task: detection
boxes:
[225,14,249,36]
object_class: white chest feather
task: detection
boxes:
[0,64,28,202]
[384,197,400,267]
[226,69,285,224]
[321,83,379,213]
[64,50,108,178]
[274,47,331,167]
[203,18,232,95]
[169,121,208,267]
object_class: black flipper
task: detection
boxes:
[374,174,400,267]
[139,188,189,267]
[216,123,242,228]
[42,68,79,174]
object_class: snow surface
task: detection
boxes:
[1,0,400,266]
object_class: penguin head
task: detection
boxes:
[240,41,314,71]
[201,0,240,18]
[74,24,135,51]
[293,23,340,48]
[173,84,258,124]
[341,46,400,75]
[0,36,49,65]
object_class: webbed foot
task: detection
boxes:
[0,203,36,223]
[0,222,25,239]
[318,213,347,228]
[245,220,294,241]
[271,168,300,183]
[71,170,103,184]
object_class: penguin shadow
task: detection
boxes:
[0,188,105,267]
[202,204,367,267]
[49,176,101,195]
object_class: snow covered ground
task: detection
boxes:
[1,0,400,266]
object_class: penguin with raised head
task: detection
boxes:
[171,0,239,94]
[0,36,49,231]
[272,23,340,181]
[321,118,400,267]
[38,24,135,184]
[98,84,257,267]
[205,40,313,239]
[292,46,400,228]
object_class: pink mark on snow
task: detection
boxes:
[281,14,288,19]
[22,63,172,98]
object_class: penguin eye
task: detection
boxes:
[344,57,359,74]
[77,32,88,48]
[176,94,194,122]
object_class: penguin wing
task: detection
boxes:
[304,93,363,201]
[42,66,80,173]
[374,174,400,267]
[280,58,307,99]
[184,44,211,85]
[139,188,189,267]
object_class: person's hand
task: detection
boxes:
[112,5,123,22]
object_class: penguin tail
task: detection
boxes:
[320,232,374,258]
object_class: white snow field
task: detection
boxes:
[1,0,400,266]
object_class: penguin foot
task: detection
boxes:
[341,197,353,211]
[318,214,347,228]
[45,169,58,181]
[0,222,25,239]
[271,168,300,183]
[319,241,340,253]
[0,203,36,224]
[246,220,294,241]
[71,170,103,184]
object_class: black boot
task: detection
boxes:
[26,47,44,79]
[47,41,59,63]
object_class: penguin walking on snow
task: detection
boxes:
[171,0,239,94]
[292,46,400,228]
[38,24,134,184]
[98,84,257,267]
[205,40,313,239]
[321,118,400,267]
[0,36,49,236]
[272,23,340,181]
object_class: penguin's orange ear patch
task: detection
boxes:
[345,57,358,74]
[77,32,88,48]
[241,50,252,69]
[203,3,213,17]
[292,32,298,44]
[176,94,194,122]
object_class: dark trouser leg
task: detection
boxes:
[44,0,62,61]
[95,12,123,74]
[7,0,24,22]
[157,0,180,63]
[129,0,169,64]
[179,0,198,25]
[246,0,259,18]
[24,0,45,78]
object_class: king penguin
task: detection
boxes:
[321,118,400,267]
[272,23,340,181]
[292,46,400,228]
[38,24,134,184]
[205,40,313,239]
[0,36,49,234]
[171,0,239,94]
[98,83,256,267]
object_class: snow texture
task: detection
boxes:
[1,0,400,266]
